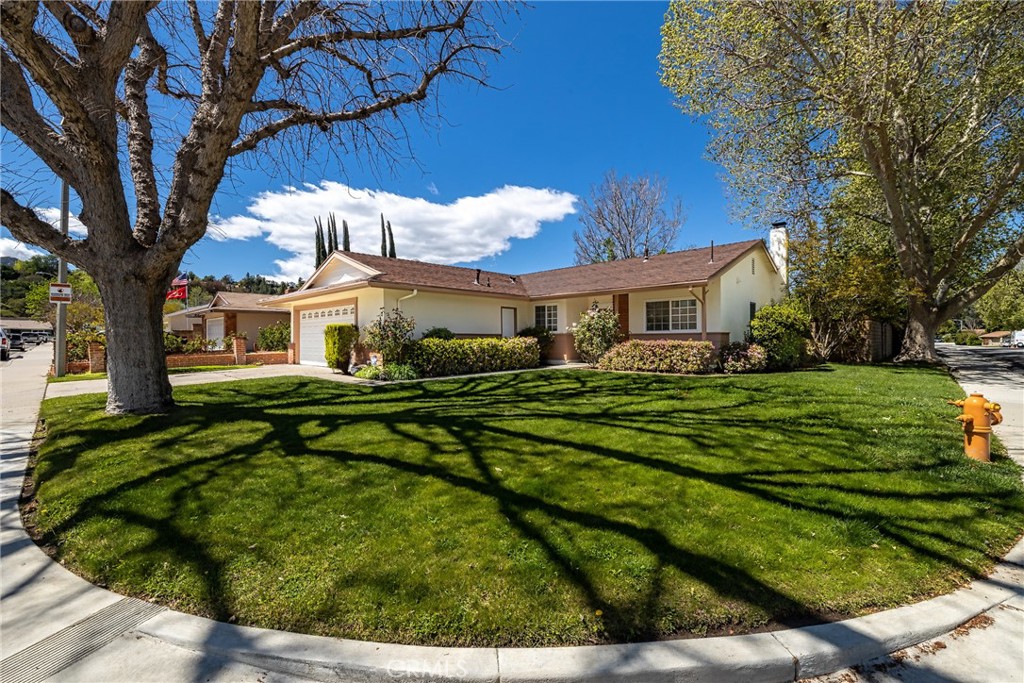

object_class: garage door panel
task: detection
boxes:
[299,305,355,365]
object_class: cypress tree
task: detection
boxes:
[386,220,396,258]
[380,213,387,256]
[342,219,351,251]
[327,213,338,252]
[314,216,326,267]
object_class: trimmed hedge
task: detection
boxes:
[410,337,540,377]
[324,323,359,372]
[597,340,717,374]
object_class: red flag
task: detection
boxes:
[166,286,187,300]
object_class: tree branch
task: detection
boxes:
[0,188,90,266]
[124,23,163,245]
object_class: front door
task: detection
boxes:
[501,307,517,338]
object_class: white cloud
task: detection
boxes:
[426,182,439,196]
[36,208,88,237]
[210,181,578,282]
[0,237,44,261]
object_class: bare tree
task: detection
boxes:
[572,171,685,265]
[1,1,506,413]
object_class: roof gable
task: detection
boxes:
[300,252,378,292]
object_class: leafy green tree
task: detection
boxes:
[342,219,351,251]
[661,1,1024,363]
[975,266,1024,331]
[380,213,387,257]
[386,220,396,258]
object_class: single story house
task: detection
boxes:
[163,291,289,351]
[261,232,788,366]
[979,330,1011,346]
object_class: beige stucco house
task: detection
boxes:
[263,232,788,366]
[163,291,289,351]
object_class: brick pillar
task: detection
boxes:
[87,341,106,373]
[287,342,296,364]
[233,336,247,365]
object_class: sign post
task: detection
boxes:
[49,283,72,304]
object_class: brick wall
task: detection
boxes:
[165,352,235,368]
[247,351,288,365]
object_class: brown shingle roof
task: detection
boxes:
[212,291,287,310]
[518,240,765,297]
[341,252,529,297]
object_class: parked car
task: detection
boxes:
[1012,330,1024,348]
[21,331,39,345]
[8,332,25,352]
[0,329,9,361]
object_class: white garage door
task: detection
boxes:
[206,317,224,343]
[299,305,356,366]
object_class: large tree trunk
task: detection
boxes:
[895,298,941,364]
[97,272,173,414]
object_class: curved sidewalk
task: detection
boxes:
[2,345,1021,683]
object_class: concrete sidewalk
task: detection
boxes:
[1,345,1021,683]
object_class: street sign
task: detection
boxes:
[49,282,72,304]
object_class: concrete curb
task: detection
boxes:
[126,544,1024,683]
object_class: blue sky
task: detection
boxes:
[2,2,758,282]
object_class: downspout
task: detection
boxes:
[688,285,708,342]
[397,289,419,309]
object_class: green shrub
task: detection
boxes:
[384,363,419,381]
[66,331,103,362]
[182,337,213,354]
[572,304,621,365]
[421,326,455,340]
[719,342,768,373]
[410,337,540,377]
[163,333,185,355]
[222,331,248,351]
[954,330,982,346]
[597,340,717,374]
[324,323,359,372]
[354,364,385,380]
[353,363,420,381]
[257,322,290,351]
[516,325,554,358]
[364,308,416,363]
[749,300,811,370]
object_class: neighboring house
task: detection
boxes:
[264,233,788,366]
[979,330,1011,346]
[0,318,54,337]
[163,292,289,351]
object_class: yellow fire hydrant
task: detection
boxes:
[948,394,1003,463]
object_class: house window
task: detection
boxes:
[646,299,698,332]
[750,302,757,322]
[535,305,558,332]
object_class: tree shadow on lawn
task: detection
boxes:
[32,370,1024,646]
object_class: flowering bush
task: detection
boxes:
[409,337,539,377]
[719,342,768,373]
[364,308,416,363]
[162,333,185,355]
[597,340,717,374]
[572,304,621,365]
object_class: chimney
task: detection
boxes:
[643,246,650,263]
[770,221,789,289]
[486,277,491,287]
[474,268,481,285]
[709,241,715,263]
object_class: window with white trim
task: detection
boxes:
[535,305,558,331]
[645,299,698,332]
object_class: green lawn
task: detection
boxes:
[27,366,1024,646]
[48,365,249,383]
